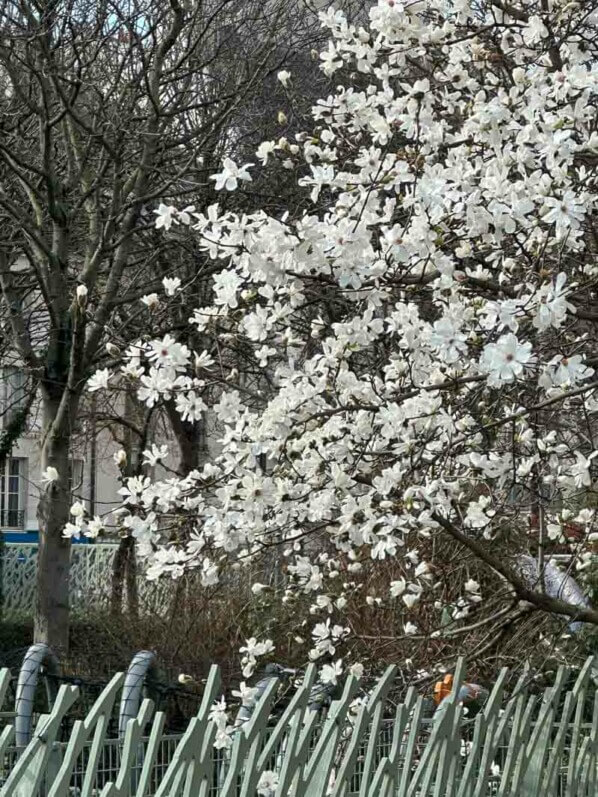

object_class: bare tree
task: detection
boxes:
[0,0,327,651]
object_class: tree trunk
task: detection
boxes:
[111,536,139,618]
[125,539,139,619]
[0,522,4,622]
[34,405,72,654]
[111,391,142,617]
[110,540,127,617]
[166,401,208,474]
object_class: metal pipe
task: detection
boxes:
[15,643,60,746]
[118,650,158,737]
[517,554,590,632]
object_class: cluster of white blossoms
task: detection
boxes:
[208,696,235,750]
[63,501,104,540]
[240,637,275,679]
[99,0,598,665]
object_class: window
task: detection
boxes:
[69,458,84,498]
[0,458,25,528]
[0,366,27,429]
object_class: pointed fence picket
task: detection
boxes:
[0,658,597,796]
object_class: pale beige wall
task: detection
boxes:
[10,412,215,532]
[12,426,123,531]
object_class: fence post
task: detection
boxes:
[0,684,79,797]
[2,657,598,795]
[46,672,125,797]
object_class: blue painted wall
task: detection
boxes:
[1,530,92,544]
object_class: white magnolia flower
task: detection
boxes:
[154,204,178,231]
[63,522,83,539]
[147,335,190,369]
[118,475,151,505]
[320,659,343,685]
[479,333,535,386]
[277,70,291,87]
[142,444,169,467]
[162,277,181,296]
[209,158,253,191]
[534,274,575,331]
[540,355,593,388]
[86,516,104,538]
[141,293,160,309]
[542,192,585,238]
[414,561,431,579]
[70,501,85,518]
[257,770,279,797]
[41,466,59,484]
[402,593,420,609]
[231,682,258,706]
[176,205,195,225]
[465,496,495,528]
[213,728,234,750]
[299,164,334,203]
[569,451,598,488]
[256,141,276,165]
[523,14,548,45]
[176,392,207,423]
[194,350,214,371]
[113,450,127,468]
[76,284,88,305]
[403,622,418,636]
[428,318,468,363]
[87,368,110,392]
[240,637,275,678]
[201,558,219,588]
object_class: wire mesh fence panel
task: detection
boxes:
[0,719,591,796]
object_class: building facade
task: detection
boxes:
[1,407,123,544]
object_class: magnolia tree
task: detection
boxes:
[85,0,598,676]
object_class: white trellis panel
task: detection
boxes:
[1,543,176,617]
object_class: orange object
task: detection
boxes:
[433,674,453,705]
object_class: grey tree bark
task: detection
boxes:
[35,414,72,652]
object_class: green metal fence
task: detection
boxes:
[0,657,597,796]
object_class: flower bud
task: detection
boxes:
[76,284,88,307]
